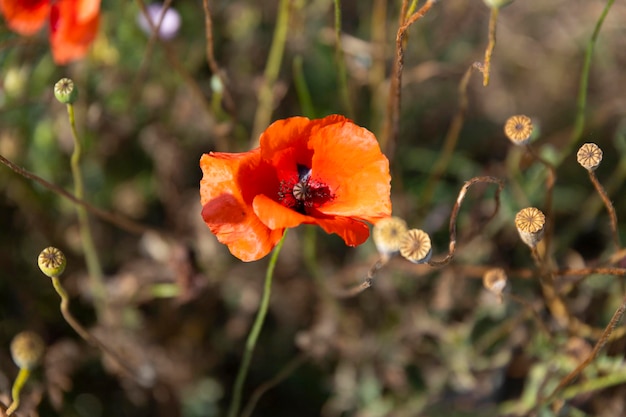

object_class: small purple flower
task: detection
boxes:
[137,3,181,40]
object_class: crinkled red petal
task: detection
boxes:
[309,118,391,222]
[200,151,283,262]
[49,0,100,64]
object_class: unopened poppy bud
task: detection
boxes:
[38,247,66,278]
[10,331,45,370]
[515,207,545,248]
[576,143,603,171]
[54,78,78,104]
[483,268,507,300]
[482,0,514,8]
[373,216,408,258]
[504,115,533,145]
[399,229,432,264]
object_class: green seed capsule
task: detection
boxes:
[38,246,67,278]
[54,78,78,104]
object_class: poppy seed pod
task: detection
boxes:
[577,143,603,171]
[373,216,408,258]
[10,331,45,370]
[54,78,78,104]
[483,268,507,299]
[38,246,66,278]
[515,207,545,248]
[504,115,533,145]
[399,229,432,264]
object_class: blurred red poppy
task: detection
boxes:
[0,0,100,64]
[200,115,392,262]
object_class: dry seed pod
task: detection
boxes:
[483,268,507,300]
[504,115,533,145]
[10,331,45,370]
[399,229,432,264]
[38,247,66,278]
[577,143,603,171]
[515,207,546,248]
[373,216,408,258]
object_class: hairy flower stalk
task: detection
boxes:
[55,78,106,316]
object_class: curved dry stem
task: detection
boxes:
[428,176,504,267]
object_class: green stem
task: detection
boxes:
[67,103,106,315]
[6,368,30,415]
[227,231,288,417]
[333,0,353,118]
[250,0,291,144]
[559,0,615,165]
[293,56,316,118]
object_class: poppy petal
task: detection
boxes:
[49,0,100,64]
[312,216,371,247]
[310,120,391,221]
[259,115,348,165]
[0,0,49,36]
[253,194,370,246]
[252,194,312,229]
[200,152,283,262]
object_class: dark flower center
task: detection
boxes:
[277,164,334,213]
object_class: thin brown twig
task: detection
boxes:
[479,7,499,86]
[588,170,620,250]
[382,0,436,159]
[0,153,152,236]
[553,268,626,277]
[334,258,387,298]
[202,0,235,113]
[428,176,504,267]
[541,294,626,409]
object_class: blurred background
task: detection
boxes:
[1,0,626,416]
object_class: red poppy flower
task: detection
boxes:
[200,115,392,262]
[0,0,100,64]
